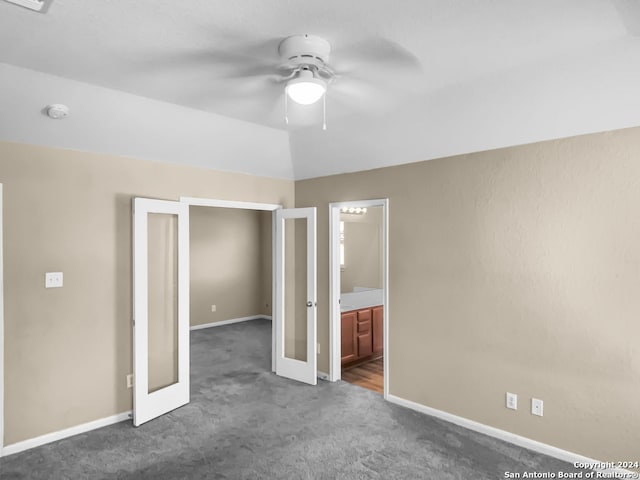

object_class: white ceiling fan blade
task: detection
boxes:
[330,37,422,77]
[130,48,276,75]
[611,0,640,36]
[178,75,286,125]
[328,75,415,117]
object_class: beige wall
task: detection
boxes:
[0,141,293,445]
[260,211,273,317]
[341,207,382,293]
[190,206,270,326]
[3,126,640,462]
[296,127,640,462]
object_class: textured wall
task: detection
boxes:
[190,206,270,327]
[295,127,640,462]
[0,141,293,445]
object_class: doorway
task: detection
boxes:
[329,199,389,399]
[184,198,317,385]
[132,196,318,425]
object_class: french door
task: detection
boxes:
[274,208,317,385]
[132,198,190,426]
[131,200,316,427]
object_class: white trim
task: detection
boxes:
[0,184,4,456]
[386,394,635,476]
[271,209,277,373]
[1,411,131,458]
[190,315,271,331]
[133,198,190,427]
[180,197,281,212]
[274,207,318,385]
[317,371,330,381]
[329,199,390,400]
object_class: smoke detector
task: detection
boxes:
[3,0,53,13]
[45,104,69,119]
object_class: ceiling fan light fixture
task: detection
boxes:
[286,70,326,105]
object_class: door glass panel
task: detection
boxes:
[147,213,179,393]
[283,217,308,362]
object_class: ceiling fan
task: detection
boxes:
[265,33,421,127]
[141,33,422,128]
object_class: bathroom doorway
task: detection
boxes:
[329,199,388,398]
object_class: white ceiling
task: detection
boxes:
[1,0,640,179]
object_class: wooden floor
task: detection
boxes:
[341,357,384,394]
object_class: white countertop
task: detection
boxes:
[340,288,383,312]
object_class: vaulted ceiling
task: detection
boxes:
[1,0,639,179]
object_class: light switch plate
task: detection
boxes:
[45,272,63,288]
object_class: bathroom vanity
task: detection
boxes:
[340,288,384,366]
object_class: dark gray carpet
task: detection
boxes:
[1,319,585,479]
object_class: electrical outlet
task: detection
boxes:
[211,305,216,312]
[45,272,63,288]
[531,398,543,416]
[506,392,517,410]
[126,374,134,389]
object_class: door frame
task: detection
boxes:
[329,199,389,399]
[0,184,4,455]
[179,197,281,371]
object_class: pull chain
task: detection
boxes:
[322,93,327,131]
[284,93,289,125]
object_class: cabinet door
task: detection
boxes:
[372,306,384,356]
[357,331,373,358]
[341,312,357,364]
[356,308,373,358]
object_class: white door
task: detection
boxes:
[274,208,317,385]
[132,198,190,426]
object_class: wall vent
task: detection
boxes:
[3,0,53,13]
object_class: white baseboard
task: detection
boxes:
[386,394,634,476]
[317,371,330,381]
[1,411,131,457]
[190,315,271,331]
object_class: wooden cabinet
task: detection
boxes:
[341,311,357,364]
[372,306,384,356]
[341,305,383,366]
[356,308,373,358]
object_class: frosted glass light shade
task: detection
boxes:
[286,75,326,105]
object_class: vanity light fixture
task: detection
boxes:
[340,207,367,215]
